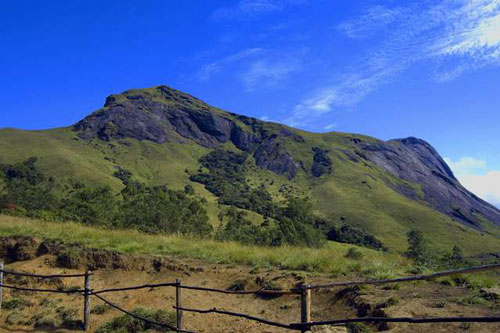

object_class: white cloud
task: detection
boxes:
[323,123,338,130]
[241,59,299,91]
[210,0,307,22]
[445,157,500,208]
[461,171,500,208]
[444,157,487,177]
[288,0,500,126]
[197,48,263,82]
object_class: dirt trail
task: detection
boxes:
[0,237,498,333]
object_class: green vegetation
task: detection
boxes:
[345,247,363,260]
[0,158,212,237]
[0,112,499,255]
[405,229,430,265]
[190,150,274,215]
[0,215,410,276]
[327,224,386,250]
[96,308,176,333]
[3,298,33,310]
[1,155,382,249]
[191,150,382,248]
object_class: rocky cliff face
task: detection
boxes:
[73,85,500,230]
[73,86,301,177]
[74,86,258,150]
[351,137,500,229]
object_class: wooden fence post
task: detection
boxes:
[0,262,4,311]
[176,279,183,332]
[84,270,92,331]
[300,285,311,333]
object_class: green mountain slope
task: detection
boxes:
[1,85,499,254]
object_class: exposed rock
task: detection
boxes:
[352,137,500,228]
[311,147,332,177]
[73,85,307,178]
[74,86,260,151]
[254,139,299,179]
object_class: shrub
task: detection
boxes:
[376,296,399,308]
[96,308,176,333]
[228,278,251,291]
[405,229,431,265]
[116,183,212,237]
[328,224,385,250]
[347,322,370,333]
[91,304,111,315]
[3,298,33,310]
[345,247,363,260]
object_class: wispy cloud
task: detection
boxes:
[287,0,500,126]
[197,48,263,82]
[210,0,307,22]
[241,58,300,91]
[445,156,500,208]
[323,123,338,131]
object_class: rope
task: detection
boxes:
[0,268,89,278]
[174,306,297,330]
[307,263,500,289]
[94,294,195,333]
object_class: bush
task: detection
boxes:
[3,298,33,310]
[405,229,431,265]
[96,308,176,333]
[345,247,363,260]
[59,185,117,226]
[328,224,385,250]
[116,183,212,237]
[91,304,111,315]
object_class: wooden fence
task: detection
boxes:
[0,262,499,332]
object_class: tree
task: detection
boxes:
[405,229,430,265]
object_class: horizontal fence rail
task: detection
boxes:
[293,316,500,328]
[306,263,500,289]
[0,269,90,279]
[174,306,298,330]
[0,263,499,332]
[94,293,194,333]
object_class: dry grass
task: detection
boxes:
[0,214,410,277]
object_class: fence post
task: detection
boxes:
[84,270,92,331]
[300,285,311,333]
[0,262,3,311]
[176,279,183,332]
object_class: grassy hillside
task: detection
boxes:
[0,215,409,277]
[1,85,499,255]
[1,125,500,255]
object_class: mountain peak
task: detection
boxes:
[102,85,207,109]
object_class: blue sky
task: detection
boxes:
[1,0,500,206]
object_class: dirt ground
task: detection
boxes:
[0,237,499,333]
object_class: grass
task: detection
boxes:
[0,214,410,276]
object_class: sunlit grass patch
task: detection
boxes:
[0,214,411,276]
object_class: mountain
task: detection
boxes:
[1,85,499,254]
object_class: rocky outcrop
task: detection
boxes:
[254,139,299,179]
[73,86,304,177]
[311,147,332,177]
[73,86,260,152]
[352,137,500,228]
